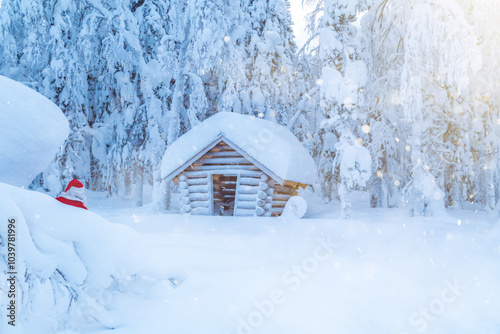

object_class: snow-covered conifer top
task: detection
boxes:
[161,112,317,185]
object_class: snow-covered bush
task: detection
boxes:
[0,183,146,333]
[335,132,372,219]
[407,165,447,217]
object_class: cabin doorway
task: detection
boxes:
[212,174,237,216]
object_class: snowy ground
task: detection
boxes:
[81,191,500,334]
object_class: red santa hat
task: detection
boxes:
[64,179,85,193]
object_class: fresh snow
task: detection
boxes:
[0,182,145,333]
[161,112,318,185]
[52,190,500,334]
[0,75,68,187]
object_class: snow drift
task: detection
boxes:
[0,75,69,187]
[0,182,146,333]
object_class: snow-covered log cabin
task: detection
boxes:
[161,112,317,217]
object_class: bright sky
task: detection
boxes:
[289,0,314,48]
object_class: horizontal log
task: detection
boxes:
[181,197,190,205]
[191,200,210,208]
[203,151,243,158]
[259,182,269,191]
[196,157,251,165]
[192,207,210,215]
[234,208,255,217]
[236,201,257,209]
[274,184,297,195]
[189,165,260,171]
[183,171,208,178]
[179,175,187,182]
[187,178,209,186]
[238,194,257,201]
[188,185,209,193]
[189,193,210,201]
[239,177,260,186]
[239,186,259,194]
[178,169,264,179]
[272,201,287,208]
[271,207,284,214]
[179,181,188,189]
[181,205,191,213]
[273,194,292,201]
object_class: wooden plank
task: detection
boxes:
[196,157,251,165]
[236,201,257,209]
[271,207,284,214]
[234,208,255,216]
[192,207,210,215]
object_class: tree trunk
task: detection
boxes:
[339,181,351,220]
[133,164,144,207]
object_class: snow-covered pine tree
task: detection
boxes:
[396,0,480,215]
[361,0,408,208]
[455,0,500,213]
[241,0,297,123]
[302,0,369,207]
[363,0,482,214]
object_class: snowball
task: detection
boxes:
[281,196,308,219]
[0,75,69,187]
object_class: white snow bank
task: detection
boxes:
[0,182,146,333]
[0,75,69,187]
[161,112,317,184]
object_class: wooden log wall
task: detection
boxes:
[271,182,298,216]
[181,141,266,216]
[177,140,302,217]
[179,173,211,215]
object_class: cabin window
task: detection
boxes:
[212,174,237,216]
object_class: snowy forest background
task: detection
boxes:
[1,0,499,213]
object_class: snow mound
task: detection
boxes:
[0,75,69,187]
[281,196,308,219]
[0,182,146,332]
[161,112,317,184]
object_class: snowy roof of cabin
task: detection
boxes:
[161,112,317,185]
